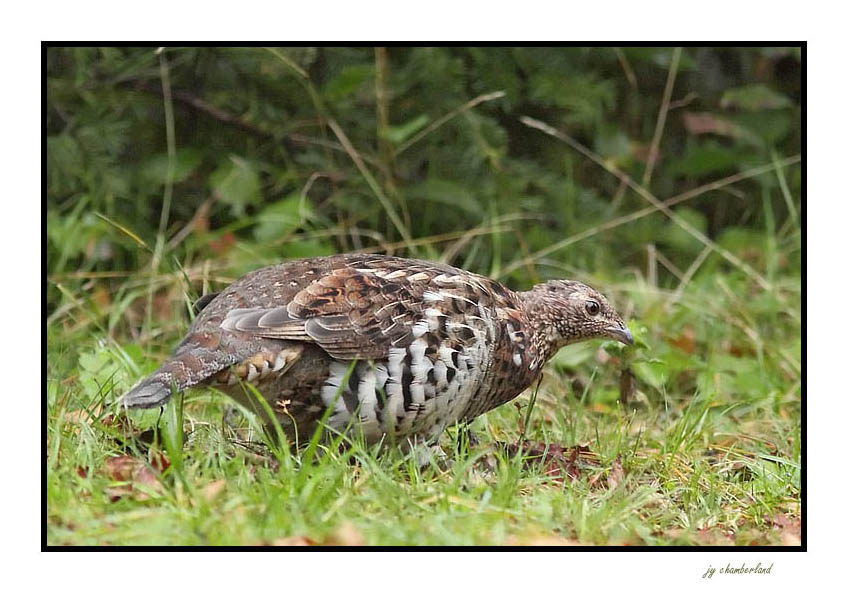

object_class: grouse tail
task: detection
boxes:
[120,343,238,409]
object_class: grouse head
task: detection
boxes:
[522,280,632,357]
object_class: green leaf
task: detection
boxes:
[528,72,615,127]
[254,194,310,243]
[721,84,792,111]
[280,238,334,260]
[381,114,430,145]
[659,207,708,255]
[323,64,374,101]
[594,125,630,161]
[139,149,203,185]
[78,349,123,400]
[551,341,595,370]
[633,359,668,390]
[668,143,741,176]
[162,393,185,474]
[209,156,261,216]
[408,178,481,216]
[732,111,792,144]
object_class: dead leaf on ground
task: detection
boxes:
[209,231,237,256]
[268,523,365,547]
[202,479,227,502]
[772,514,802,546]
[668,326,696,353]
[695,527,736,546]
[502,442,599,483]
[324,522,365,546]
[63,405,104,425]
[682,112,740,138]
[781,532,801,546]
[92,284,112,310]
[101,454,169,502]
[100,413,137,437]
[608,455,625,489]
[505,533,583,546]
[271,535,316,546]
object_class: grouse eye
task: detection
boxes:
[585,300,600,316]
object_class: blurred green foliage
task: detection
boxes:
[46,45,801,320]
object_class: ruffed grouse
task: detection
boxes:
[121,254,632,445]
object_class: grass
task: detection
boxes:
[46,261,801,546]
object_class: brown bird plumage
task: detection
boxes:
[121,254,632,445]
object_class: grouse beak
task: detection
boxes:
[605,323,634,346]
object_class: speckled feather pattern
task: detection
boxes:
[122,254,631,445]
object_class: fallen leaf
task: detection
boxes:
[695,527,735,545]
[781,532,801,546]
[608,455,625,489]
[772,514,801,546]
[105,455,137,481]
[324,522,365,546]
[202,479,227,502]
[668,326,696,353]
[682,111,740,137]
[132,466,161,500]
[209,231,237,256]
[271,535,315,546]
[502,442,599,483]
[92,284,112,310]
[101,454,168,502]
[101,414,133,432]
[505,533,582,546]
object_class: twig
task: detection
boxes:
[94,213,150,251]
[498,154,799,279]
[771,149,800,231]
[288,133,387,173]
[166,197,215,251]
[653,249,685,281]
[519,374,545,444]
[373,47,410,231]
[517,115,795,315]
[264,46,308,78]
[141,82,391,173]
[327,118,415,251]
[613,47,637,89]
[359,223,512,255]
[264,47,415,253]
[170,88,274,139]
[396,90,506,155]
[668,92,698,111]
[147,51,177,332]
[642,47,681,187]
[669,245,712,305]
[646,243,657,287]
[374,47,393,167]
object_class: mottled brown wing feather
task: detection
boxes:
[214,256,507,361]
[220,267,423,359]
